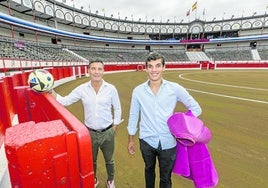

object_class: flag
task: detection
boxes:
[186,10,190,16]
[202,8,205,16]
[192,1,197,11]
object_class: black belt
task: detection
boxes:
[89,124,113,133]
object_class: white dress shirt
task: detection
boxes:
[56,80,122,130]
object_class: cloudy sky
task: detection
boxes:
[61,0,268,22]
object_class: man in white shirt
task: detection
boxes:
[51,60,122,188]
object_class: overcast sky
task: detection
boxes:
[61,0,268,22]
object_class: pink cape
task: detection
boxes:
[167,112,219,188]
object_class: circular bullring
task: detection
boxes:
[54,70,268,188]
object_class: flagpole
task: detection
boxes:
[88,3,91,13]
[191,1,198,20]
[188,11,190,22]
[195,7,197,20]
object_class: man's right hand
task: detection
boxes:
[128,138,135,155]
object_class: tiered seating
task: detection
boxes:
[257,46,268,60]
[0,38,81,61]
[23,43,81,61]
[2,36,267,63]
[0,40,28,59]
[70,48,149,62]
[205,47,253,61]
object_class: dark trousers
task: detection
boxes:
[89,127,115,181]
[139,139,176,188]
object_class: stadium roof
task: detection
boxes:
[68,0,268,22]
[1,11,268,45]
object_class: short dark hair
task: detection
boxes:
[88,59,104,67]
[145,52,165,67]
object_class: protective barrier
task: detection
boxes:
[5,120,81,187]
[0,66,94,187]
[5,86,95,187]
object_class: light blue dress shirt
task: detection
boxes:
[56,80,122,130]
[127,79,202,150]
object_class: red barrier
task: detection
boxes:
[0,77,16,133]
[51,68,60,81]
[13,86,94,187]
[166,64,200,69]
[0,80,10,145]
[5,120,81,187]
[10,74,22,87]
[216,63,268,68]
[74,67,80,76]
[20,72,28,86]
[105,64,141,71]
[80,66,87,75]
[57,68,64,80]
[63,67,71,77]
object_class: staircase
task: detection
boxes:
[186,51,210,61]
[251,49,261,61]
[62,48,89,62]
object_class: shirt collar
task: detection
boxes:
[88,79,108,88]
[145,79,167,87]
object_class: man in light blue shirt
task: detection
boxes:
[51,59,122,188]
[127,52,201,188]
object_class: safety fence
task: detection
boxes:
[0,66,94,187]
